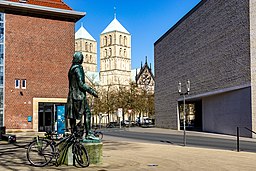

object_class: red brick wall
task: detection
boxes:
[4,14,75,129]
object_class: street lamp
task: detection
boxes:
[178,80,190,146]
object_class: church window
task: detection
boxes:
[119,48,122,56]
[124,36,127,46]
[124,49,126,57]
[109,35,112,45]
[119,35,122,45]
[109,48,112,57]
[104,36,107,46]
[105,49,107,57]
[85,42,88,51]
[90,43,92,52]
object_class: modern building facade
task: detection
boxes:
[154,0,255,137]
[0,0,84,132]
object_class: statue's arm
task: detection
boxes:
[75,68,98,98]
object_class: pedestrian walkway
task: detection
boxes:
[0,129,256,170]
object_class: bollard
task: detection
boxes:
[237,127,240,152]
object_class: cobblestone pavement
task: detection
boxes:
[0,130,256,171]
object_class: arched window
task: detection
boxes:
[85,42,88,51]
[119,48,122,56]
[104,36,107,46]
[109,48,112,57]
[119,35,122,45]
[109,35,112,45]
[85,54,88,62]
[75,42,78,49]
[105,49,107,57]
[124,36,127,46]
[124,49,126,57]
[90,55,92,62]
[90,43,92,52]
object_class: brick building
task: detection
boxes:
[154,0,256,137]
[0,0,84,132]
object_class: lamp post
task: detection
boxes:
[178,80,190,146]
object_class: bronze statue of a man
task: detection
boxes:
[66,52,98,138]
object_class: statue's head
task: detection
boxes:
[72,51,84,64]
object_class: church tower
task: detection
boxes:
[100,15,131,88]
[75,25,97,72]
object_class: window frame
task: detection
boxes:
[15,79,20,89]
[21,79,26,89]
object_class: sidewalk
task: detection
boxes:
[0,129,256,170]
[120,126,256,142]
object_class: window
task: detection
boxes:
[21,79,26,89]
[124,49,126,57]
[85,54,88,62]
[124,36,127,46]
[105,49,107,57]
[109,35,112,45]
[85,42,88,51]
[90,43,92,52]
[75,42,78,49]
[104,36,107,46]
[119,35,122,45]
[119,48,122,56]
[15,79,20,89]
[109,48,112,57]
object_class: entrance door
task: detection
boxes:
[38,103,54,132]
[38,102,66,132]
[56,105,66,135]
[179,100,202,131]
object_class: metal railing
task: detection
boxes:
[236,127,256,152]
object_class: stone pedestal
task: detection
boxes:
[62,142,103,166]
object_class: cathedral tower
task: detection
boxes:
[75,25,97,72]
[100,16,131,88]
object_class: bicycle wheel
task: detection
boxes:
[26,139,54,167]
[73,142,89,167]
[95,132,103,139]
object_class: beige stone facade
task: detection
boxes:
[75,36,97,72]
[99,19,131,88]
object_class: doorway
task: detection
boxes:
[38,102,66,132]
[179,99,202,131]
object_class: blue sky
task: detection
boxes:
[63,0,201,72]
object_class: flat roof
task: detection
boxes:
[0,1,85,22]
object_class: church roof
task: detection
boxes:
[7,0,72,10]
[101,17,130,34]
[75,25,96,41]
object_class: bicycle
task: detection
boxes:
[26,128,89,167]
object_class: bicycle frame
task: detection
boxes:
[35,132,80,166]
